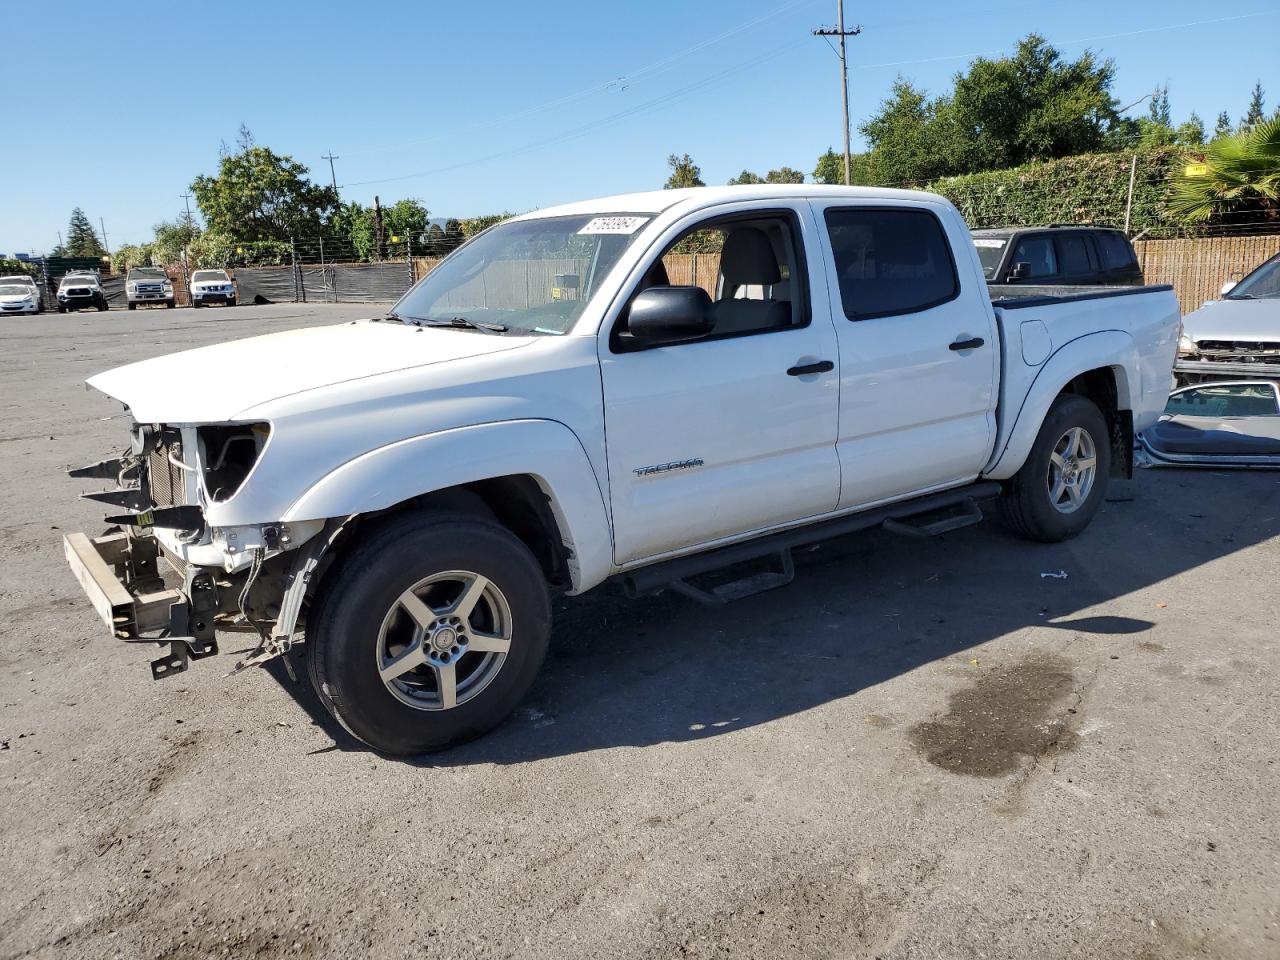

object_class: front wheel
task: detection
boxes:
[166,299,175,309]
[1000,394,1111,543]
[306,512,551,755]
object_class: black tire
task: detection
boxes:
[306,512,551,755]
[193,300,202,308]
[127,302,136,310]
[96,299,108,311]
[167,299,175,309]
[57,305,66,313]
[1000,393,1111,543]
[227,298,237,307]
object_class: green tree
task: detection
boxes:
[728,169,765,185]
[947,35,1118,171]
[664,153,705,189]
[443,218,465,250]
[1242,82,1266,128]
[150,215,201,265]
[859,78,954,183]
[1170,115,1280,223]
[765,166,805,184]
[813,148,842,184]
[1214,111,1234,140]
[1149,85,1171,126]
[192,141,337,241]
[860,36,1120,184]
[65,208,105,257]
[460,214,512,238]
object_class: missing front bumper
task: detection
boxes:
[63,530,220,679]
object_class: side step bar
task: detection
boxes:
[619,481,1001,599]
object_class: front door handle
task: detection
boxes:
[949,337,985,351]
[787,360,835,376]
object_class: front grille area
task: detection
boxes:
[147,440,185,507]
[1198,340,1280,357]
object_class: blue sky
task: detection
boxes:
[2,0,1276,253]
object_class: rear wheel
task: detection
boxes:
[1001,394,1111,542]
[306,512,551,755]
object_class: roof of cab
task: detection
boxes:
[512,184,952,221]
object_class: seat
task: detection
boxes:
[712,228,791,334]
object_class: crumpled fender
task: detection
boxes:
[281,419,613,593]
[985,330,1138,480]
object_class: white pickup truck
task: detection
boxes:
[64,185,1179,754]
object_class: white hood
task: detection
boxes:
[0,293,33,304]
[87,320,533,423]
[1182,298,1280,343]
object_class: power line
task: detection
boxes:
[343,38,810,190]
[813,2,861,186]
[334,0,823,159]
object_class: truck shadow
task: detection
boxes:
[265,469,1280,765]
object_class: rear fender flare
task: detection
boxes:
[281,419,613,593]
[986,330,1138,480]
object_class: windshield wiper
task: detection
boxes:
[420,316,508,334]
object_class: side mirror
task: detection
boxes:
[628,286,715,344]
[1009,261,1032,281]
[1220,281,1237,296]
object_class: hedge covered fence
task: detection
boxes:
[927,149,1182,237]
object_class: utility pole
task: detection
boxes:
[180,193,194,294]
[99,217,111,262]
[373,195,385,262]
[322,151,340,200]
[813,2,861,186]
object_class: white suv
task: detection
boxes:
[190,269,237,308]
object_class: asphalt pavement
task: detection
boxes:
[1,303,1277,959]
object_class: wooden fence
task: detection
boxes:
[414,235,1280,317]
[1134,234,1280,313]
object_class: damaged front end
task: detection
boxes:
[65,421,336,679]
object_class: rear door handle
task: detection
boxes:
[949,337,985,351]
[787,360,835,376]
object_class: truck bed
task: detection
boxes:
[988,283,1174,308]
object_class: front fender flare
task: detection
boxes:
[985,330,1138,480]
[281,419,613,594]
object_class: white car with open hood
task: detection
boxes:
[64,185,1180,754]
[1176,251,1280,384]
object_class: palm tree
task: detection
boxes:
[1170,115,1280,223]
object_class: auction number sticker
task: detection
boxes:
[972,238,1006,248]
[578,216,649,235]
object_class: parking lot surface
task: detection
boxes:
[1,303,1278,959]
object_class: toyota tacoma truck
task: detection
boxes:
[63,185,1180,755]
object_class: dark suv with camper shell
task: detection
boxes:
[973,225,1143,287]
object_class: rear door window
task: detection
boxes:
[1011,235,1057,279]
[824,208,958,319]
[1056,235,1095,276]
[1095,232,1136,270]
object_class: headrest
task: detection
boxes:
[720,227,780,286]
